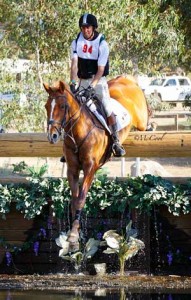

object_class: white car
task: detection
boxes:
[0,91,26,104]
[0,92,15,101]
[144,76,191,101]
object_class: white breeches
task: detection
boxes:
[79,76,113,117]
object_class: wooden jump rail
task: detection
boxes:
[153,112,191,131]
[0,131,191,158]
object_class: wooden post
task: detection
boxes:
[175,114,178,131]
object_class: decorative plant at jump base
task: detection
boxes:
[55,232,100,273]
[101,221,145,276]
[0,161,190,220]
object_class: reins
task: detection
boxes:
[50,89,100,154]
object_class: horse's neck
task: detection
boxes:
[67,95,93,129]
[67,94,81,116]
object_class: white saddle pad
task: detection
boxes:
[110,97,131,132]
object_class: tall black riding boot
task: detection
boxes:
[107,113,126,157]
[111,124,126,157]
[60,156,66,163]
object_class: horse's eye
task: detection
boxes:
[60,104,65,109]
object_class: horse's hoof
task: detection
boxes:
[69,241,80,252]
[67,231,79,244]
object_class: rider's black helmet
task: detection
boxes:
[79,13,98,28]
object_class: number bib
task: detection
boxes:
[76,33,102,60]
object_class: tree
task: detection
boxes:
[0,0,190,132]
[96,0,185,75]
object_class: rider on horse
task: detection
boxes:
[69,13,125,158]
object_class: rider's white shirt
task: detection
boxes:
[71,32,109,66]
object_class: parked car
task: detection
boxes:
[144,76,191,101]
[0,91,15,102]
[0,91,26,103]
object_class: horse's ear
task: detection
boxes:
[43,83,51,94]
[59,81,66,93]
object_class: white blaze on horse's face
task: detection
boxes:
[47,98,60,144]
[49,98,56,128]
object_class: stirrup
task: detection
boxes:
[112,142,126,157]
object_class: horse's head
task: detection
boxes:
[44,81,69,144]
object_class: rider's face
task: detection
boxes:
[81,25,94,40]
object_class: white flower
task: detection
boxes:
[55,232,70,256]
[25,201,30,207]
[85,238,100,259]
[105,236,120,249]
[102,230,121,249]
[103,247,118,255]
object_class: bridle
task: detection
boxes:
[47,95,67,137]
[47,91,97,153]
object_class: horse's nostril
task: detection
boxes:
[53,133,58,140]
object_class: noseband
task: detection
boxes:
[48,94,84,152]
[47,91,99,153]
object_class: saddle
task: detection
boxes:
[75,89,111,133]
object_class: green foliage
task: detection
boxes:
[183,95,191,109]
[146,94,173,112]
[123,175,190,216]
[0,74,47,132]
[12,161,48,177]
[0,184,12,219]
[12,161,28,174]
[102,221,145,275]
[0,167,190,220]
[0,0,190,74]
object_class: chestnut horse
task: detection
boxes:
[44,76,150,250]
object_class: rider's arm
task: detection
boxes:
[70,57,78,82]
[70,40,78,83]
[90,39,109,88]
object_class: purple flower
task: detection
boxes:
[168,294,173,300]
[167,251,173,266]
[96,232,103,240]
[6,290,12,300]
[176,249,180,255]
[39,227,46,238]
[47,217,53,230]
[5,251,12,266]
[33,241,40,256]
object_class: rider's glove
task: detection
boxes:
[70,80,78,94]
[83,85,95,99]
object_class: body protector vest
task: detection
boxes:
[74,32,109,79]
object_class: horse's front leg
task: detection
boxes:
[66,166,80,246]
[67,163,97,248]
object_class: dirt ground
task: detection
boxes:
[0,156,190,179]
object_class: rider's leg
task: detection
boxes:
[107,112,126,157]
[94,78,126,157]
